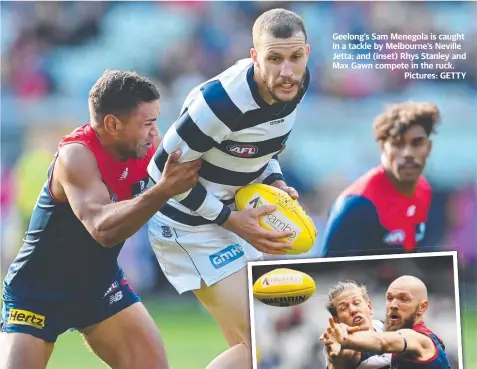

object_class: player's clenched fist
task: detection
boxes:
[158,149,202,197]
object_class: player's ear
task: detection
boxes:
[418,300,428,316]
[306,44,311,57]
[427,140,433,156]
[250,48,259,66]
[104,114,120,135]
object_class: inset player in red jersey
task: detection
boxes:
[321,101,440,257]
[322,276,452,369]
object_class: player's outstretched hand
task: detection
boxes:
[158,150,202,197]
[223,205,293,254]
[320,329,342,358]
[324,318,349,357]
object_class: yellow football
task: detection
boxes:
[253,268,316,307]
[235,184,317,254]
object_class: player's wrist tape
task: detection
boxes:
[398,332,408,352]
[214,205,232,226]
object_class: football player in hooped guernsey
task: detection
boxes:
[322,101,440,257]
[322,276,451,369]
[1,70,201,369]
[147,8,310,369]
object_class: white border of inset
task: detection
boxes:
[247,251,463,369]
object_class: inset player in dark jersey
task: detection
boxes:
[1,70,201,369]
[322,101,440,257]
[322,276,451,369]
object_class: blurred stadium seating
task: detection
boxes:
[1,2,476,368]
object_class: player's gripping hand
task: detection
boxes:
[270,180,299,200]
[322,319,348,358]
[157,150,202,197]
[223,205,294,254]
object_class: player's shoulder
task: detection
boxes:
[416,175,432,195]
[56,142,100,181]
[340,166,385,199]
[183,58,256,114]
[411,322,438,338]
[329,191,377,223]
[58,123,95,149]
[329,166,383,215]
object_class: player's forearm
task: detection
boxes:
[342,332,404,353]
[193,194,231,225]
[91,184,171,247]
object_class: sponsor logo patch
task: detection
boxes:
[8,309,45,329]
[161,226,173,238]
[209,244,244,269]
[383,229,405,244]
[226,144,258,158]
[132,177,149,198]
[103,281,119,297]
[247,194,301,240]
[109,291,123,305]
[261,274,303,288]
[260,296,306,306]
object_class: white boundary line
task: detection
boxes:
[247,251,463,369]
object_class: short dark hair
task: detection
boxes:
[88,70,160,124]
[252,8,307,48]
[326,280,370,317]
[373,101,440,142]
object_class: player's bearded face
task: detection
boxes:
[255,33,309,103]
[261,68,306,103]
[385,305,419,331]
[382,125,432,183]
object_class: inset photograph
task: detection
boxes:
[248,252,462,369]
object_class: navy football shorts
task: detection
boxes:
[1,277,140,343]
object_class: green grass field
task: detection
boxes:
[461,308,477,369]
[45,301,476,369]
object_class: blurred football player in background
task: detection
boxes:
[147,8,310,369]
[1,70,201,369]
[322,101,440,257]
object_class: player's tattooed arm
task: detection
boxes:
[53,144,200,247]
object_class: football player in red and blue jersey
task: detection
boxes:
[321,101,440,257]
[1,70,201,369]
[322,276,452,369]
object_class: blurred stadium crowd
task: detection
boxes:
[252,256,460,369]
[1,1,476,302]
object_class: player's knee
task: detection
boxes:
[226,319,251,347]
